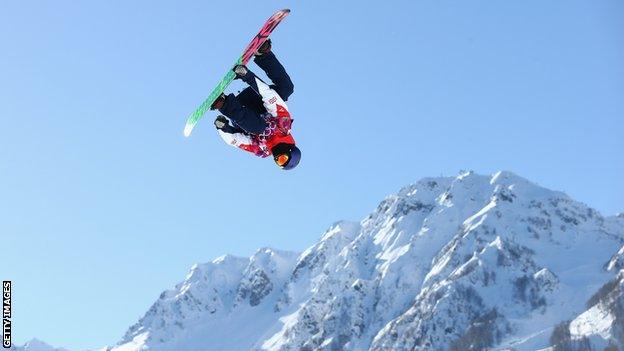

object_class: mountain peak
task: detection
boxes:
[110,171,623,351]
[11,338,69,351]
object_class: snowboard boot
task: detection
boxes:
[210,93,226,110]
[255,38,272,56]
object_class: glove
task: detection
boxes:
[214,115,229,130]
[233,64,249,79]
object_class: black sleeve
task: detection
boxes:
[220,122,246,135]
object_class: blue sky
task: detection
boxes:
[1,1,622,349]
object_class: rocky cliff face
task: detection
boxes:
[108,171,624,351]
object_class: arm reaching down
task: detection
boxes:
[215,116,270,158]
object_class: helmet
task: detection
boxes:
[271,143,301,170]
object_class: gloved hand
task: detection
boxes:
[233,64,249,79]
[214,115,229,130]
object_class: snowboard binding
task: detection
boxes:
[210,93,226,110]
[255,38,272,56]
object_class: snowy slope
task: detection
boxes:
[107,171,623,351]
[546,260,624,350]
[111,248,299,351]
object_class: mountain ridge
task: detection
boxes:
[108,170,623,351]
[15,171,623,351]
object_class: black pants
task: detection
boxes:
[219,52,294,134]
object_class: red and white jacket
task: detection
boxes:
[217,76,295,158]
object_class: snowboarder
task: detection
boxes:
[210,39,301,170]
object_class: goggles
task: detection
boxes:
[275,153,290,167]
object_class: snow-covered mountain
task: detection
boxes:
[9,338,70,351]
[546,249,624,351]
[106,171,623,351]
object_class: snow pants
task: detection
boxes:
[219,52,294,135]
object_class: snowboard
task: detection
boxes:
[183,9,291,137]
